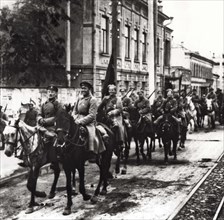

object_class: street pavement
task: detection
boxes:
[0,124,223,220]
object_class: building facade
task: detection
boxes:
[171,43,218,96]
[155,5,173,93]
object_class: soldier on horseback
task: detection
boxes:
[72,81,106,162]
[134,89,152,128]
[37,84,63,163]
[98,84,125,149]
[154,88,181,135]
[151,90,165,120]
[191,89,201,115]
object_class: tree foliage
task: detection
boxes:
[0,0,81,86]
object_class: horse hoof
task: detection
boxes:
[35,191,47,198]
[91,195,98,204]
[169,152,173,156]
[25,207,34,214]
[48,192,56,199]
[100,189,107,195]
[72,190,78,196]
[83,194,91,201]
[178,147,182,151]
[121,168,127,175]
[63,207,71,215]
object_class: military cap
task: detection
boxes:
[209,87,214,92]
[108,84,116,90]
[166,88,173,92]
[47,84,58,92]
[80,81,93,89]
[192,88,197,92]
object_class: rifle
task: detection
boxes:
[121,88,134,100]
[4,104,7,112]
[148,89,156,100]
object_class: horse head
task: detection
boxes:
[55,108,87,148]
[186,96,195,111]
[4,118,21,157]
[206,99,214,113]
[4,119,38,158]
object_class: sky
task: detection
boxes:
[162,0,224,58]
[1,0,224,58]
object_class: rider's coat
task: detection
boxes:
[163,97,178,115]
[37,98,63,162]
[134,96,152,123]
[73,95,105,154]
[37,99,62,132]
[98,95,125,144]
[152,97,165,119]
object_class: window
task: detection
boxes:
[156,38,160,65]
[117,21,121,57]
[134,29,139,61]
[164,40,170,66]
[125,25,130,59]
[101,16,109,54]
[142,32,147,62]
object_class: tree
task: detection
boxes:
[0,0,81,86]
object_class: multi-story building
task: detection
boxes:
[155,5,173,93]
[171,43,218,96]
[212,54,224,91]
[65,0,153,99]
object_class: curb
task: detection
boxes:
[0,164,52,186]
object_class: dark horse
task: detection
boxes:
[55,108,114,215]
[4,119,62,214]
[123,107,156,165]
[156,113,179,163]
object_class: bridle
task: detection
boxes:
[5,124,38,159]
[56,124,88,149]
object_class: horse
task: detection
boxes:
[204,99,216,131]
[156,113,179,163]
[185,96,198,133]
[3,119,62,214]
[55,108,114,215]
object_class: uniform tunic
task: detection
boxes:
[152,97,165,119]
[134,97,152,122]
[37,98,63,162]
[73,95,105,154]
[98,95,125,144]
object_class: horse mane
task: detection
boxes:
[18,120,39,154]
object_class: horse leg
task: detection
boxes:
[78,165,91,201]
[72,169,77,195]
[140,138,147,161]
[63,169,73,215]
[163,142,169,164]
[115,147,121,174]
[26,167,43,214]
[121,140,129,175]
[173,139,178,160]
[148,137,153,160]
[48,162,61,199]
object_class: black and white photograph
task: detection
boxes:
[0,0,224,219]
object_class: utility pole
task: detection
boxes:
[66,0,71,87]
[148,0,156,103]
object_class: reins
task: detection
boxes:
[6,124,38,159]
